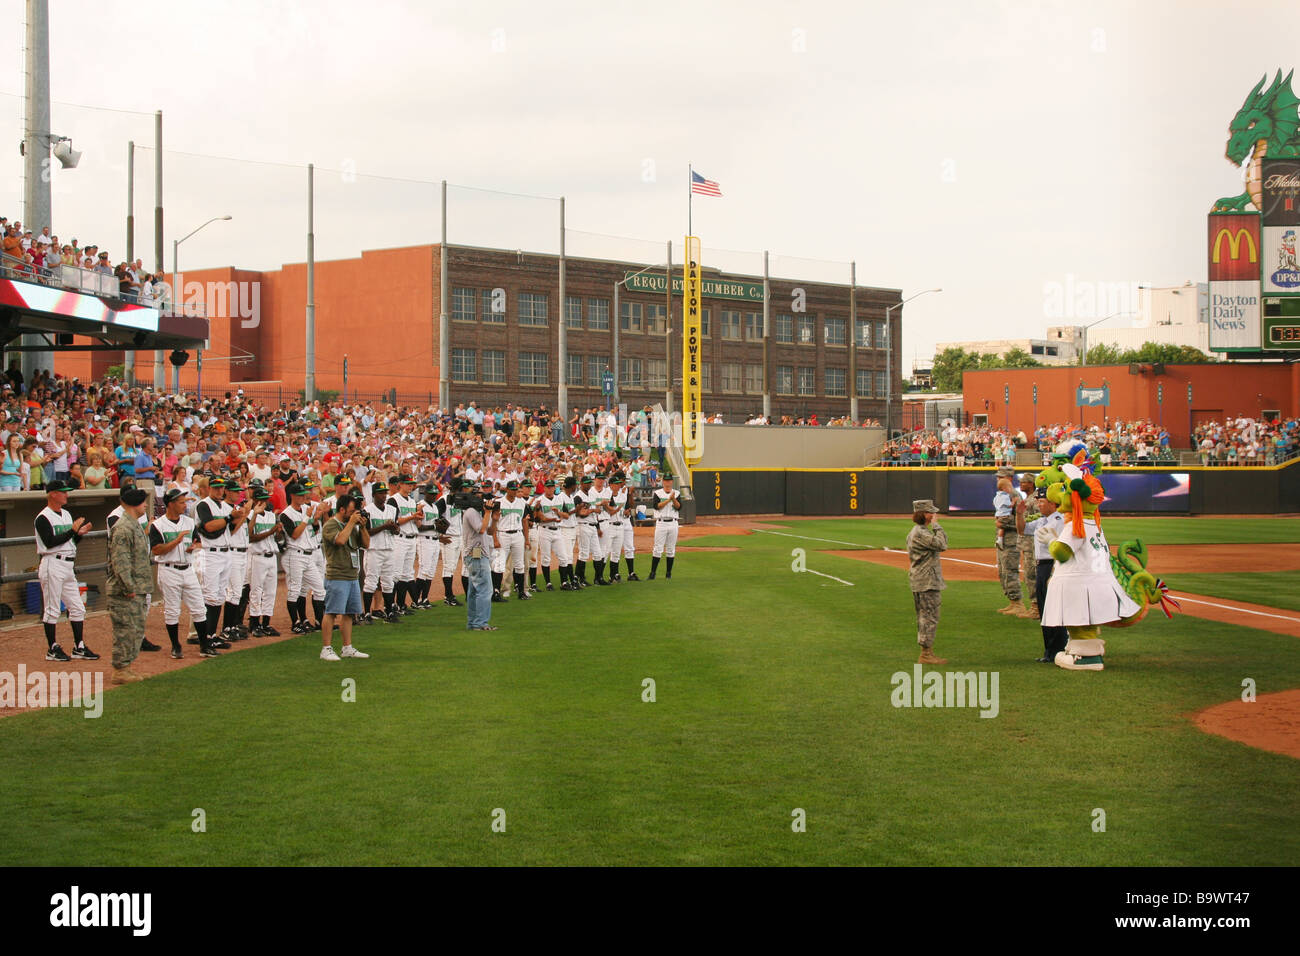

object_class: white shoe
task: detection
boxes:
[320,645,341,662]
[340,645,369,659]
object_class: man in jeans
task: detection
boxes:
[461,480,498,631]
[319,492,371,661]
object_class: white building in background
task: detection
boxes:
[933,334,1079,365]
[1086,282,1217,357]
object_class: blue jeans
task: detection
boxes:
[465,555,493,628]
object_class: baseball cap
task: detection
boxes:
[580,474,593,483]
[610,474,625,485]
[336,474,353,486]
[45,479,73,494]
[505,480,519,490]
[372,481,389,494]
[253,486,272,500]
[162,487,191,504]
[209,477,226,489]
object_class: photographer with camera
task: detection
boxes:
[458,478,499,631]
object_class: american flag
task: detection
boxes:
[690,170,722,197]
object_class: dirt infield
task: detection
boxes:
[1194,691,1300,760]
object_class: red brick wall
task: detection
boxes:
[962,363,1300,447]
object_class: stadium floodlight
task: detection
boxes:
[51,137,81,169]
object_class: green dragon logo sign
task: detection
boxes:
[1213,69,1300,212]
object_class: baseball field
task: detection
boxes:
[2,514,1297,866]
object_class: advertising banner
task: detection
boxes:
[1262,158,1300,226]
[682,236,704,464]
[1207,213,1261,282]
[1262,225,1300,293]
[1208,280,1261,350]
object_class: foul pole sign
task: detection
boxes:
[683,236,704,463]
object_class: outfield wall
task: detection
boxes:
[691,459,1300,516]
[693,424,886,470]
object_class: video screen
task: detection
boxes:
[947,472,1190,513]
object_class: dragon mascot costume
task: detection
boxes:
[1036,442,1179,670]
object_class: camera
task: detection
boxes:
[451,491,484,513]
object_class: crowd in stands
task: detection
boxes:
[880,423,1021,466]
[0,371,676,502]
[0,214,165,305]
[1034,419,1177,465]
[1193,416,1299,466]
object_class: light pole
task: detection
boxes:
[1077,310,1135,366]
[613,261,671,409]
[173,215,232,396]
[884,288,941,436]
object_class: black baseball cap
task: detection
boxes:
[45,479,73,494]
[372,481,389,494]
[163,487,191,504]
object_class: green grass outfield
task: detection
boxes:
[1,515,1296,866]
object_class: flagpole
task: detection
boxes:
[688,163,693,237]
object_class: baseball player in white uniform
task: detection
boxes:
[35,479,98,662]
[491,480,530,600]
[590,473,613,584]
[532,478,563,591]
[194,477,236,647]
[414,482,448,609]
[221,479,252,641]
[558,475,580,589]
[649,474,681,580]
[281,482,328,633]
[388,475,421,615]
[605,473,639,581]
[435,482,464,606]
[362,481,400,622]
[573,474,609,587]
[246,483,281,637]
[150,487,217,658]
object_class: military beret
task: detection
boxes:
[120,488,148,506]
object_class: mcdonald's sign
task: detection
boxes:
[1207,213,1261,281]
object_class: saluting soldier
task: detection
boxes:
[992,468,1028,615]
[907,498,949,665]
[107,487,154,683]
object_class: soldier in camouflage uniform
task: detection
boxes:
[1017,473,1041,617]
[107,487,155,684]
[993,469,1028,615]
[907,498,949,665]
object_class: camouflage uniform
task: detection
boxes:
[995,516,1021,601]
[1019,494,1041,605]
[907,522,947,647]
[107,513,154,670]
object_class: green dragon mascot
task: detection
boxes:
[1213,69,1300,213]
[1036,442,1179,671]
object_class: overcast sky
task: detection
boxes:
[2,0,1294,369]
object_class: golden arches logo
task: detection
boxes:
[1212,228,1258,263]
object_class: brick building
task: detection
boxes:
[55,244,905,422]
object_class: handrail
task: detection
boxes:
[0,251,200,316]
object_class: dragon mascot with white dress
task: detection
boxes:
[1037,442,1180,670]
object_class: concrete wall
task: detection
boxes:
[692,423,885,470]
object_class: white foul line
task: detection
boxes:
[800,568,855,586]
[1167,594,1300,624]
[754,528,997,570]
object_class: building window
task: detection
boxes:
[774,314,794,343]
[855,369,872,397]
[452,288,477,323]
[825,367,846,397]
[797,366,816,396]
[875,369,888,397]
[1031,344,1045,355]
[482,349,506,385]
[721,363,742,393]
[776,365,794,395]
[586,354,608,388]
[566,353,584,387]
[797,315,815,345]
[619,356,643,388]
[875,320,888,349]
[1046,345,1058,356]
[565,296,583,330]
[646,358,667,388]
[519,351,549,385]
[824,316,846,346]
[646,303,667,335]
[619,301,643,333]
[720,310,742,340]
[746,312,765,341]
[518,292,548,327]
[744,364,764,395]
[700,362,711,392]
[700,308,711,337]
[451,348,476,383]
[588,298,610,331]
[854,318,872,348]
[482,288,505,323]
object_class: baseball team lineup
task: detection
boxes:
[46,463,687,680]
